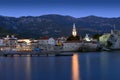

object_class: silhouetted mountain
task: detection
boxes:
[0,14,119,38]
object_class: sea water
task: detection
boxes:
[0,51,120,80]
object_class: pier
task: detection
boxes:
[0,50,73,57]
[0,51,55,57]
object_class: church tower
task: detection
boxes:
[67,23,79,41]
[72,23,77,37]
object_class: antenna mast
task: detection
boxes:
[114,24,116,31]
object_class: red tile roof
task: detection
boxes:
[39,37,49,40]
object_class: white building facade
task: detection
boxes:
[48,38,56,45]
[99,30,120,49]
[0,39,5,46]
[4,35,18,47]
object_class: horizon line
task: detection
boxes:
[0,14,120,18]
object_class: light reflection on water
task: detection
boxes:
[100,52,109,80]
[72,53,80,80]
[13,57,31,80]
[1,51,120,80]
[86,54,90,80]
[25,57,31,80]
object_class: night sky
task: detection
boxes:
[0,0,120,17]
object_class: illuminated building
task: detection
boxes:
[4,35,17,47]
[99,30,120,49]
[72,23,77,37]
[84,34,91,42]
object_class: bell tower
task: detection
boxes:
[72,23,77,37]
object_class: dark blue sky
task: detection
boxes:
[0,0,120,17]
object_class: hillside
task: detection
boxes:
[0,14,119,38]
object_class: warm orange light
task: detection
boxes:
[72,53,80,80]
[26,57,31,80]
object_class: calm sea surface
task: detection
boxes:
[0,51,120,80]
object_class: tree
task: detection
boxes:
[92,34,102,40]
[67,35,80,41]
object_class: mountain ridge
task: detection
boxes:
[0,14,120,38]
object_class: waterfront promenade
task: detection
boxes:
[0,51,71,57]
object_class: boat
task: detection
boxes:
[55,53,73,56]
[102,47,111,51]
